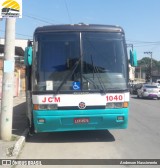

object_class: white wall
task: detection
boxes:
[129,64,135,81]
[0,38,28,50]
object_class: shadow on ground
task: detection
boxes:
[12,100,115,143]
[12,102,28,136]
[27,130,115,143]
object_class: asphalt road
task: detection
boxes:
[16,95,160,168]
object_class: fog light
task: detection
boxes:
[117,116,124,121]
[38,119,45,123]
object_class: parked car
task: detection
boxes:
[156,83,160,88]
[156,79,160,84]
[130,83,143,95]
[137,84,160,99]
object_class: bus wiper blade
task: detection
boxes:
[55,58,81,94]
[90,55,106,94]
[82,75,104,93]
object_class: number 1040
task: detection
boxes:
[106,95,123,101]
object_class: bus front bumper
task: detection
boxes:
[33,108,128,133]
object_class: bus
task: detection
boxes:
[25,24,137,133]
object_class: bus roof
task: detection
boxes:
[34,24,125,34]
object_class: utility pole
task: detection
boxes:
[144,51,153,83]
[0,18,16,141]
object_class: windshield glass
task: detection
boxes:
[33,32,128,92]
[82,32,127,91]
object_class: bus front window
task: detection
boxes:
[34,32,128,92]
[82,32,128,91]
[35,32,81,91]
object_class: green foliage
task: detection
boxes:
[138,57,160,74]
[137,57,160,82]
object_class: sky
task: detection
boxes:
[0,0,160,61]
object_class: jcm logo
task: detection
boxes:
[0,0,22,18]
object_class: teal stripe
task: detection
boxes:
[33,108,129,133]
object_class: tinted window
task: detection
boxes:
[33,32,128,92]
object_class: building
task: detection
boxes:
[0,38,28,97]
[0,38,27,68]
[129,64,135,82]
[129,64,145,84]
[0,38,28,51]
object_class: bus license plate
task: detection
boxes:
[74,118,90,124]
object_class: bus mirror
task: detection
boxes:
[24,46,32,66]
[130,49,137,67]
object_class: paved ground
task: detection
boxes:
[16,95,160,168]
[0,93,28,161]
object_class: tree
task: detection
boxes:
[137,57,160,82]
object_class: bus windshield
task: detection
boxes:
[34,32,128,92]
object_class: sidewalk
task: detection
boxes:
[0,93,28,162]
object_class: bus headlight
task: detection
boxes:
[106,102,128,108]
[34,104,58,110]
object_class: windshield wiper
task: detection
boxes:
[82,75,103,92]
[55,57,81,94]
[90,55,107,94]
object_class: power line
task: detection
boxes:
[16,32,32,38]
[0,13,61,39]
[23,13,64,25]
[23,11,62,24]
[126,39,160,44]
[23,14,54,24]
[64,0,72,24]
[133,43,160,48]
[0,29,32,38]
[126,39,160,49]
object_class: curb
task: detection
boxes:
[11,128,29,158]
